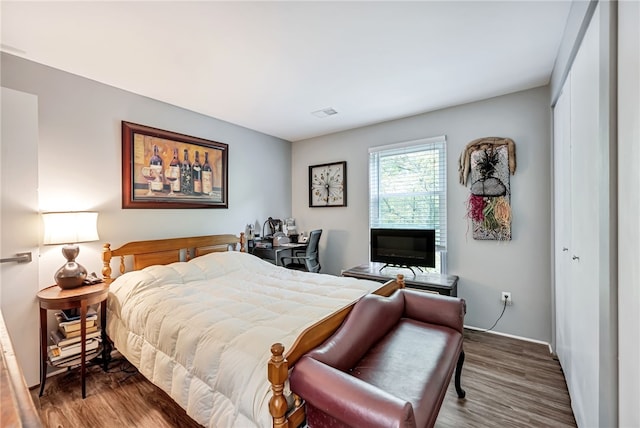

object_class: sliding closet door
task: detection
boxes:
[553,50,600,424]
[553,3,618,426]
[553,74,571,369]
[567,10,600,424]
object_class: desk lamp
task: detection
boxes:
[262,217,282,238]
[43,212,99,289]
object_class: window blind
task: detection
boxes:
[369,136,447,250]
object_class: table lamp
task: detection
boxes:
[42,212,99,289]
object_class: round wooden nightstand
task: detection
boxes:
[37,282,109,398]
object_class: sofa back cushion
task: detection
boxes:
[307,291,405,371]
[402,289,465,333]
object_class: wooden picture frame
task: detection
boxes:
[309,161,347,207]
[122,121,228,209]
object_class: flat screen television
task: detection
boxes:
[370,228,436,269]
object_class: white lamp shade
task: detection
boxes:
[42,212,99,245]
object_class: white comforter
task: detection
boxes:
[107,251,381,428]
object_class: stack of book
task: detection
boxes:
[48,308,101,365]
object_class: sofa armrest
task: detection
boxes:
[307,292,405,370]
[402,289,466,333]
[290,356,416,428]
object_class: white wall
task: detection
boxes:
[1,53,293,290]
[292,86,552,342]
[618,1,640,425]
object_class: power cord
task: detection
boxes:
[480,297,508,332]
[105,357,140,384]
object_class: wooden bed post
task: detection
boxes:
[268,343,289,428]
[239,232,246,252]
[397,273,405,288]
[102,243,113,282]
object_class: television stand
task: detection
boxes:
[342,262,458,296]
[379,263,423,276]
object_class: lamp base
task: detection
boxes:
[54,245,88,289]
[55,262,88,289]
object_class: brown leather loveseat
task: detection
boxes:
[290,288,466,428]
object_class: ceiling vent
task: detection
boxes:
[311,107,338,118]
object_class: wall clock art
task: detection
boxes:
[308,161,347,207]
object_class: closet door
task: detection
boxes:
[0,87,40,386]
[553,3,617,426]
[566,6,601,426]
[553,74,571,371]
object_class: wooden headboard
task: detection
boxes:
[102,233,245,283]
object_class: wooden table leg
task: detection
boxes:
[38,307,47,397]
[80,299,87,399]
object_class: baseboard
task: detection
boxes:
[464,325,553,353]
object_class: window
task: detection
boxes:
[369,136,447,272]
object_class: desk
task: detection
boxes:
[342,262,459,296]
[249,241,308,266]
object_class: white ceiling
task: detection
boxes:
[1,1,572,142]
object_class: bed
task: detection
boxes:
[101,233,403,428]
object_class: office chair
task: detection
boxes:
[281,229,322,273]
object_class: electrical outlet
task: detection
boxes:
[501,292,512,306]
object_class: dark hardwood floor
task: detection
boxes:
[436,330,576,428]
[31,329,576,427]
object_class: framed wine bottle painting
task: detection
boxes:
[121,121,228,209]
